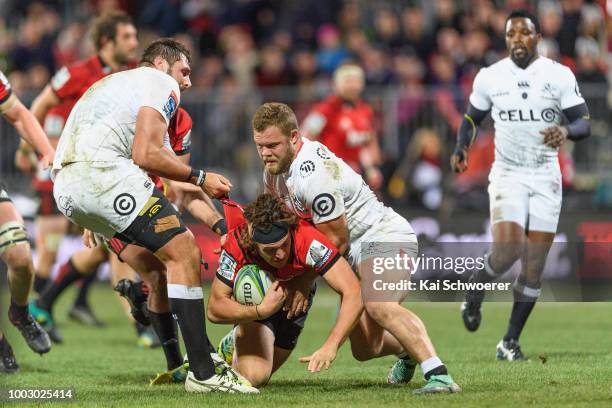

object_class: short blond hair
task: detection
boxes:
[333,63,364,85]
[252,102,298,137]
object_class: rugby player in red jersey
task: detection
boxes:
[208,193,362,387]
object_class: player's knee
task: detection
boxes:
[350,342,376,361]
[3,245,33,273]
[237,364,272,388]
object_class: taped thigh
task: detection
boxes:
[0,221,30,255]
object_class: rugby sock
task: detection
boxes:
[421,356,448,380]
[73,271,97,308]
[149,311,183,370]
[8,299,29,323]
[168,284,215,381]
[33,276,49,294]
[504,276,540,341]
[37,259,82,311]
[473,252,500,283]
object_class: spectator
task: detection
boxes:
[315,24,350,75]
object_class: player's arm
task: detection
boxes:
[299,257,363,372]
[301,110,327,141]
[1,94,55,168]
[207,276,286,324]
[14,138,38,173]
[132,107,231,198]
[541,103,591,148]
[30,85,61,124]
[450,103,489,173]
[314,214,350,255]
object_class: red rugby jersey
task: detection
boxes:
[302,95,375,171]
[216,200,340,287]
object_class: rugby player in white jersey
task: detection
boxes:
[451,9,590,361]
[51,38,257,394]
[247,102,460,394]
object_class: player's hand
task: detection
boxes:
[299,343,337,372]
[202,172,233,198]
[450,147,468,173]
[82,229,99,248]
[213,234,227,255]
[540,126,568,149]
[258,281,286,319]
[38,150,55,170]
[282,274,312,319]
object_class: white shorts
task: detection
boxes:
[53,161,154,238]
[350,208,418,302]
[488,165,562,233]
[348,207,418,270]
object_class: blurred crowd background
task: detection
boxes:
[0,0,610,215]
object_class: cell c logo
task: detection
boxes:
[541,108,557,123]
[113,193,136,216]
[312,193,335,217]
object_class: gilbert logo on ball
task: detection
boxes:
[233,264,272,306]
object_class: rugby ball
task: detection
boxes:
[233,264,272,305]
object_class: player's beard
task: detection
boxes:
[510,46,534,69]
[113,49,130,66]
[266,144,295,175]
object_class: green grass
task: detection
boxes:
[2,284,612,407]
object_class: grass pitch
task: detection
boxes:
[2,284,611,407]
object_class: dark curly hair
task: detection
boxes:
[241,193,298,248]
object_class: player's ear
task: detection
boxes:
[152,55,169,71]
[290,128,300,144]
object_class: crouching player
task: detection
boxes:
[207,194,363,387]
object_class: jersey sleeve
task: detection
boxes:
[168,108,192,155]
[468,68,492,111]
[559,66,586,110]
[0,70,14,112]
[51,66,81,99]
[297,157,345,224]
[216,249,240,288]
[143,72,181,126]
[297,223,341,275]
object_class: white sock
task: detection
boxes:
[421,356,443,377]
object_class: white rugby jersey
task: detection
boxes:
[469,56,585,169]
[53,67,180,170]
[264,139,388,243]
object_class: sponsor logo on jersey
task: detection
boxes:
[218,251,238,282]
[299,160,316,177]
[163,90,178,120]
[291,194,307,213]
[312,193,336,217]
[306,239,333,269]
[316,146,331,160]
[497,108,558,123]
[517,81,530,88]
[541,82,558,99]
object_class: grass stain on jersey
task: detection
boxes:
[324,161,341,180]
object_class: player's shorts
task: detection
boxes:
[488,164,562,233]
[349,207,418,303]
[54,161,186,252]
[254,283,316,350]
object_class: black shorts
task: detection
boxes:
[37,190,61,216]
[256,283,317,350]
[114,188,187,253]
